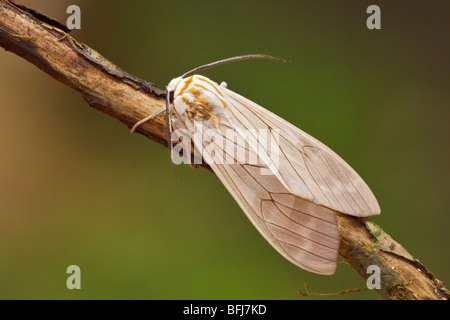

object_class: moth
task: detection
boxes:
[132,55,380,275]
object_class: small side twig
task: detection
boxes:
[298,282,368,297]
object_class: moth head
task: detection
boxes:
[167,76,183,97]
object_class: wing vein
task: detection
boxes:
[261,201,339,248]
[264,219,336,259]
[278,240,336,262]
[271,200,337,228]
[305,150,354,212]
[319,148,366,213]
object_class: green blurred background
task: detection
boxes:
[0,0,448,299]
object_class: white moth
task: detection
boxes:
[132,55,380,275]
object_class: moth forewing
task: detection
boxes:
[221,88,380,217]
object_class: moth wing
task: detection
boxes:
[171,76,380,274]
[220,87,380,217]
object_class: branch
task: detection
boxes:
[0,0,448,300]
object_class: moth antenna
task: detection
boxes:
[181,54,290,78]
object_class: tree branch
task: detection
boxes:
[0,0,447,300]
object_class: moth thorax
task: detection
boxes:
[175,76,226,128]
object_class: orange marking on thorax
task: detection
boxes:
[178,76,194,96]
[197,76,224,97]
[189,87,199,96]
[194,83,227,108]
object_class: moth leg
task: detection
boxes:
[188,164,199,170]
[130,107,165,133]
